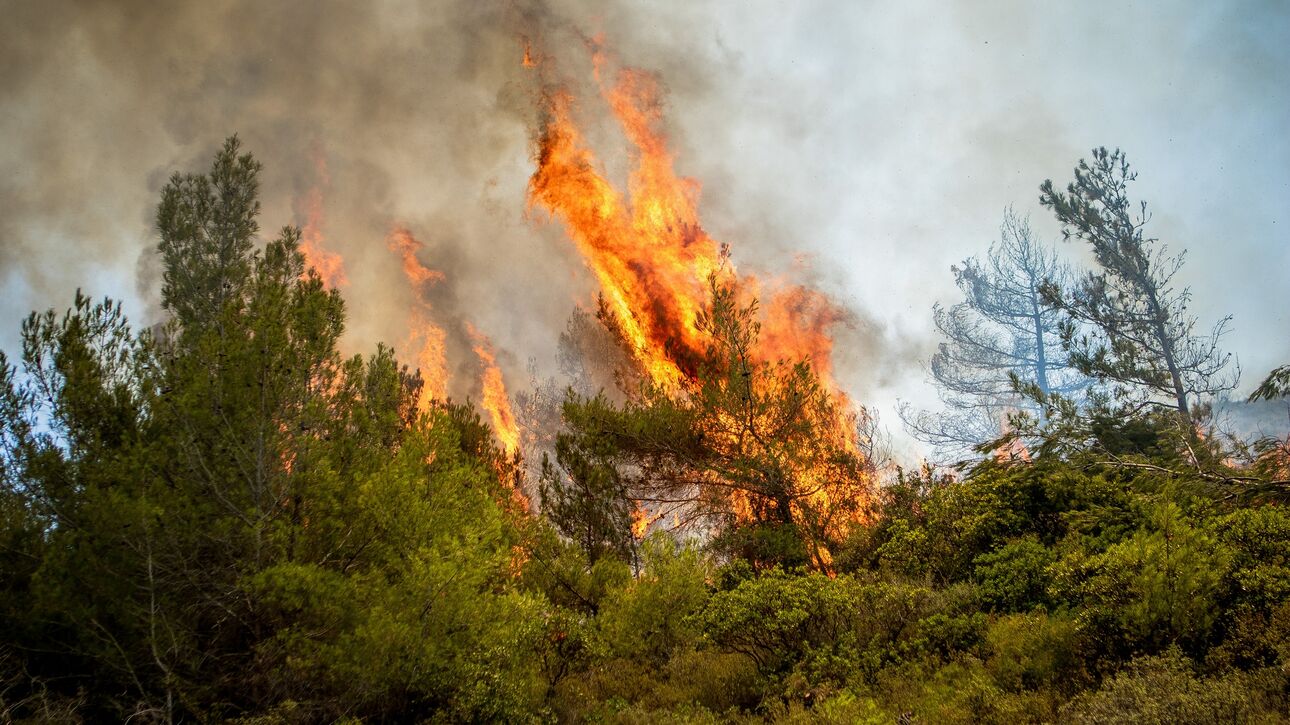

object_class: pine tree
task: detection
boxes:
[1039,148,1237,419]
[902,209,1086,457]
[554,279,872,570]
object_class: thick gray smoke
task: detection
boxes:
[0,0,904,411]
[0,1,591,401]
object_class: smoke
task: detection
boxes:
[0,0,575,402]
[2,1,1286,459]
[0,0,896,409]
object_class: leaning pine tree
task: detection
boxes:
[1038,147,1237,422]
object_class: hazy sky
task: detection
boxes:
[2,0,1286,460]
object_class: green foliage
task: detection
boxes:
[1211,506,1290,610]
[243,412,548,721]
[1052,502,1229,660]
[974,537,1054,612]
[695,569,989,706]
[1061,647,1286,724]
[0,139,542,722]
[1039,146,1236,416]
[866,460,1070,583]
[593,536,711,665]
[1249,364,1290,402]
[157,135,262,334]
[982,611,1081,693]
[539,404,636,565]
[1,138,1285,722]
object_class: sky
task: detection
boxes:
[1,0,1287,461]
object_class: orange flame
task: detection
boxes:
[630,505,650,539]
[994,408,1032,463]
[465,323,522,456]
[526,40,871,554]
[293,148,348,288]
[387,226,449,410]
[527,71,725,388]
[630,504,664,540]
[521,38,537,68]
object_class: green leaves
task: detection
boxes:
[1053,502,1229,657]
[974,538,1054,613]
[1249,364,1290,402]
[1039,147,1236,417]
[157,135,262,334]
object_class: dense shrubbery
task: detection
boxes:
[1,141,1287,722]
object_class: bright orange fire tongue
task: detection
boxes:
[527,68,725,388]
[466,323,522,456]
[526,49,853,405]
[387,226,448,410]
[294,149,348,288]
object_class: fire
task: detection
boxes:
[994,408,1033,463]
[630,505,651,539]
[387,226,449,410]
[630,504,666,540]
[389,225,445,288]
[527,66,725,388]
[465,323,522,456]
[526,45,856,404]
[385,225,522,457]
[526,42,872,549]
[293,147,348,288]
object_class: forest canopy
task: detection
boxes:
[1,139,1287,724]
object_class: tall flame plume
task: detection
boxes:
[293,148,349,289]
[387,226,449,411]
[525,39,871,546]
[466,322,522,457]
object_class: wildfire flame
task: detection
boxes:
[526,46,857,400]
[293,147,348,288]
[994,408,1032,463]
[521,38,537,68]
[527,68,724,388]
[630,504,665,540]
[525,39,871,559]
[387,226,449,410]
[466,322,522,457]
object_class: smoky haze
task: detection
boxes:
[1,0,1286,461]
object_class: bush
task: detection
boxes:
[1061,648,1284,724]
[983,611,1081,693]
[974,537,1054,612]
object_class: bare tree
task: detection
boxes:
[1039,147,1237,419]
[902,208,1086,458]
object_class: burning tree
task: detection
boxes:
[525,42,874,569]
[545,280,872,570]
